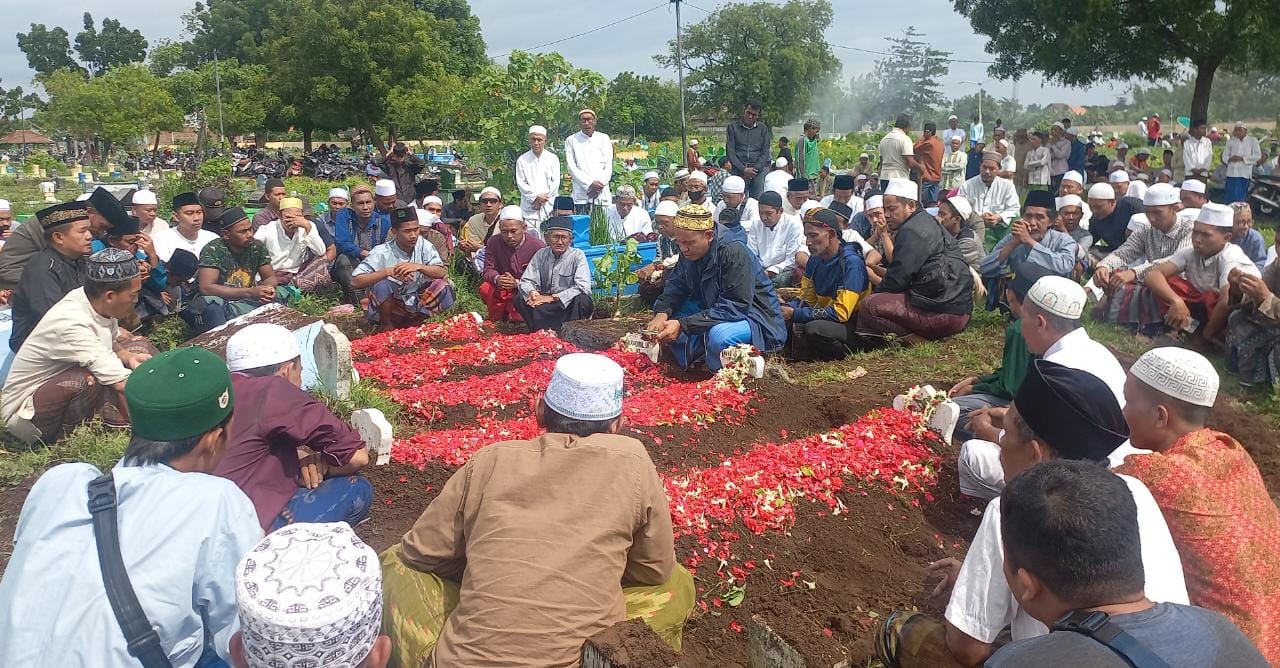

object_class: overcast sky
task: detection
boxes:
[2,0,1135,108]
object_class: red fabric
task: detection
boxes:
[478,279,521,322]
[1157,275,1221,331]
[1117,429,1280,665]
[1148,118,1161,141]
[482,233,545,285]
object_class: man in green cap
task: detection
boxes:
[0,346,262,666]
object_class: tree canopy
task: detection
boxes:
[165,59,276,140]
[600,73,682,143]
[37,65,182,155]
[74,13,149,76]
[412,0,486,77]
[16,24,81,75]
[952,0,1280,121]
[867,27,950,126]
[656,0,839,127]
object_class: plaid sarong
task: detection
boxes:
[28,336,158,442]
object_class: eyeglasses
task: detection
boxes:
[480,198,500,204]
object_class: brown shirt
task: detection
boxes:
[914,135,944,183]
[400,432,676,668]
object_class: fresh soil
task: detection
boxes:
[584,618,680,668]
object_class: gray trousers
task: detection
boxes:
[952,392,1010,442]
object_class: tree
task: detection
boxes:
[952,0,1280,122]
[868,28,950,125]
[1131,71,1280,125]
[412,0,486,77]
[38,65,183,163]
[165,59,276,143]
[16,24,81,75]
[182,0,279,66]
[386,70,473,142]
[74,13,148,75]
[655,0,839,126]
[600,72,681,142]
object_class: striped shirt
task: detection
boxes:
[1097,216,1193,278]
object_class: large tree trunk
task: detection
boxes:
[1189,61,1218,123]
[303,127,313,153]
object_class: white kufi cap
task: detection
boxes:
[225,323,301,372]
[374,179,397,196]
[884,178,918,201]
[643,171,660,181]
[544,353,624,421]
[498,204,525,221]
[479,186,502,200]
[655,200,680,217]
[1128,180,1147,201]
[774,157,789,168]
[722,175,746,195]
[416,208,440,227]
[945,195,972,220]
[1108,170,1130,183]
[1131,347,1219,407]
[1027,276,1086,320]
[328,187,349,201]
[798,200,821,216]
[1062,170,1084,185]
[423,195,443,207]
[528,125,547,137]
[865,195,884,210]
[235,523,382,668]
[686,170,708,185]
[0,199,10,211]
[131,189,158,206]
[1196,202,1234,228]
[1055,194,1084,210]
[1088,183,1116,200]
[1180,180,1206,195]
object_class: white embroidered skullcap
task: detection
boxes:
[225,323,301,372]
[686,170,708,184]
[689,139,699,146]
[0,199,10,211]
[884,178,918,201]
[374,179,396,196]
[1141,181,1177,204]
[1062,170,1084,185]
[528,125,547,137]
[498,204,525,221]
[1027,276,1086,320]
[1196,202,1234,228]
[544,353,623,421]
[422,195,443,207]
[1127,180,1148,201]
[945,195,972,220]
[131,189,158,206]
[721,175,746,195]
[416,208,440,227]
[1052,121,1064,130]
[328,187,349,201]
[948,114,958,121]
[865,195,884,210]
[1234,121,1246,129]
[655,200,680,217]
[1055,194,1084,211]
[615,184,637,200]
[799,200,821,216]
[235,523,382,668]
[1180,180,1206,195]
[774,157,789,168]
[479,186,502,199]
[1088,183,1116,200]
[674,168,690,181]
[643,170,660,181]
[1108,170,1130,183]
[1131,347,1219,407]
[1066,127,1080,136]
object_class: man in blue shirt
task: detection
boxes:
[333,181,397,304]
[1066,127,1087,177]
[1230,202,1268,271]
[783,207,869,361]
[351,207,455,332]
[980,190,1079,302]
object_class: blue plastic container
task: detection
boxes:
[582,241,656,296]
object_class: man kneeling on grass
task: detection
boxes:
[381,353,695,667]
[214,323,372,532]
[515,215,593,332]
[351,206,455,332]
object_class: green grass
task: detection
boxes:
[289,287,343,317]
[0,421,130,488]
[315,379,405,432]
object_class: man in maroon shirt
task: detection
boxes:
[214,322,372,530]
[480,205,546,322]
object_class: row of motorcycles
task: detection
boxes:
[231,146,382,181]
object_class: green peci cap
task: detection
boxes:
[125,346,234,441]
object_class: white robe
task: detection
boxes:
[605,205,652,241]
[515,148,561,223]
[748,214,804,275]
[254,219,327,274]
[714,198,761,230]
[959,175,1021,224]
[564,130,613,204]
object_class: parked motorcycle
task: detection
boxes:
[1249,174,1280,217]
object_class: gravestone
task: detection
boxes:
[352,408,394,466]
[313,323,353,400]
[747,615,806,668]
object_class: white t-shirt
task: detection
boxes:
[154,225,219,262]
[945,473,1188,643]
[764,169,792,197]
[878,128,915,180]
[1164,243,1260,293]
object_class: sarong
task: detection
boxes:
[270,474,373,530]
[27,336,158,443]
[1225,308,1280,390]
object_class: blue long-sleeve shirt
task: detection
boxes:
[1233,227,1268,271]
[333,207,394,261]
[979,228,1079,278]
[1068,139,1086,176]
[790,242,869,324]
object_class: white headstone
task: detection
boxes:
[313,323,353,400]
[352,408,393,466]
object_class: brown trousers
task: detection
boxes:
[29,336,158,442]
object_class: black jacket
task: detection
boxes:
[11,247,86,352]
[877,209,973,315]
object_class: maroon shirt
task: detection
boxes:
[482,233,545,286]
[214,373,365,529]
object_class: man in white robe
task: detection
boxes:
[515,125,561,228]
[959,151,1021,238]
[564,109,613,214]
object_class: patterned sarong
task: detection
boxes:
[28,336,158,442]
[379,547,695,668]
[1225,307,1280,390]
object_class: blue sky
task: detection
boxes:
[1,0,1133,107]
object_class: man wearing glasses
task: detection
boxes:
[458,187,506,276]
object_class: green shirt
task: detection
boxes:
[198,238,272,290]
[801,136,821,179]
[970,319,1035,400]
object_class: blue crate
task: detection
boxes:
[582,241,656,296]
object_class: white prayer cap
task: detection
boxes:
[1088,183,1116,200]
[774,157,789,168]
[225,323,300,372]
[543,353,624,421]
[1142,116,1147,120]
[1234,121,1246,129]
[422,195,443,207]
[1131,347,1219,407]
[1135,172,1149,181]
[498,204,524,221]
[1062,170,1085,185]
[674,168,690,181]
[528,124,547,137]
[945,195,972,220]
[1180,179,1206,195]
[799,200,821,216]
[479,186,502,200]
[615,184,637,200]
[689,139,699,146]
[884,178,918,201]
[655,200,680,217]
[1196,202,1234,228]
[374,179,397,196]
[949,135,962,144]
[722,175,746,194]
[1055,194,1084,211]
[416,208,440,227]
[236,523,382,668]
[686,170,708,184]
[643,170,660,181]
[1159,169,1172,177]
[1066,127,1080,136]
[948,114,958,121]
[866,195,884,210]
[1052,121,1064,130]
[1117,142,1129,150]
[998,139,1010,148]
[1146,181,1172,204]
[859,153,869,159]
[1027,276,1086,320]
[328,187,349,201]
[131,189,158,206]
[1108,170,1130,183]
[76,192,92,201]
[0,199,10,211]
[1127,181,1147,201]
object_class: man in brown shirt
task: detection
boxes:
[382,353,695,668]
[915,122,944,206]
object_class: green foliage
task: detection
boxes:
[182,0,278,66]
[656,0,838,126]
[16,24,81,75]
[1131,71,1280,126]
[25,151,62,173]
[601,72,682,143]
[315,379,405,431]
[143,315,191,352]
[0,420,130,488]
[411,0,486,77]
[868,28,952,124]
[289,288,342,316]
[592,237,643,317]
[386,70,471,141]
[281,176,370,212]
[37,65,183,159]
[588,203,610,246]
[73,13,148,76]
[165,58,276,139]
